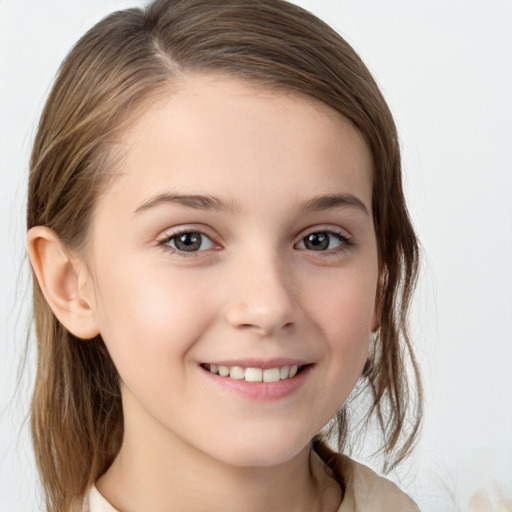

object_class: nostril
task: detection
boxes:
[225,302,296,336]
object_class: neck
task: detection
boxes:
[96,400,341,512]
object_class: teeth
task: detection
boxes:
[263,368,280,383]
[229,366,245,380]
[218,365,229,377]
[245,367,263,382]
[205,364,303,382]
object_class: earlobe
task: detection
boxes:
[371,311,381,334]
[26,226,100,339]
[371,269,386,332]
[371,289,382,332]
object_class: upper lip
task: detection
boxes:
[200,358,312,369]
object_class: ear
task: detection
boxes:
[27,226,100,339]
[371,306,381,333]
[371,267,386,333]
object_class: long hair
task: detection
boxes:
[27,1,422,510]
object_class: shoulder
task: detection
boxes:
[337,454,419,512]
[313,448,419,512]
[82,485,119,512]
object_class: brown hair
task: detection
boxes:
[27,1,422,510]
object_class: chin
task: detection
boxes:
[208,429,312,469]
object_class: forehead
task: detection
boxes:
[97,73,373,216]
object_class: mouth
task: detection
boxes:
[200,363,310,383]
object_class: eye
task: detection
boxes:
[161,231,216,253]
[296,230,350,251]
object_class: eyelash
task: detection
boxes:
[297,228,353,255]
[158,229,219,258]
[157,227,353,258]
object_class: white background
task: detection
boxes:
[1,1,511,511]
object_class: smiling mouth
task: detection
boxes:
[201,363,309,383]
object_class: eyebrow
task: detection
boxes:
[134,192,369,216]
[134,193,240,214]
[299,194,369,215]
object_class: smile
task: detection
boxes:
[202,363,304,382]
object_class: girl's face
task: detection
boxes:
[84,74,379,467]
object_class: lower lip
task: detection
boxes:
[200,365,313,401]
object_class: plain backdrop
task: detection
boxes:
[1,1,511,511]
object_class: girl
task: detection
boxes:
[26,0,422,510]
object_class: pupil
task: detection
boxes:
[176,233,201,251]
[305,232,329,251]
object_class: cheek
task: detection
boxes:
[91,257,217,379]
[308,264,377,376]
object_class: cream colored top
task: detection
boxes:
[84,452,419,512]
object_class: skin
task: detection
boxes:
[30,74,380,512]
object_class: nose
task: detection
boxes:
[224,250,298,337]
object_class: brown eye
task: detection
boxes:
[296,231,348,251]
[165,232,215,252]
[303,232,329,250]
